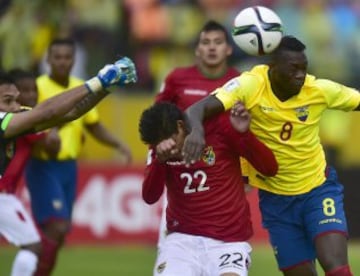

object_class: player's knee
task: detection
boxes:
[42,220,70,243]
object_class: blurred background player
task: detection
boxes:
[139,102,278,276]
[24,38,132,275]
[10,69,38,108]
[182,36,357,276]
[0,57,137,276]
[153,20,252,248]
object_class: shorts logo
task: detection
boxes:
[52,200,63,210]
[202,146,215,165]
[157,262,166,273]
[295,106,309,122]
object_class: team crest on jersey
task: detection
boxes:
[156,262,166,273]
[202,146,215,165]
[295,106,309,122]
[5,141,15,158]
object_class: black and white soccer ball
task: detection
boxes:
[232,6,283,56]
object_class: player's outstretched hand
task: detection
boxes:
[114,57,137,85]
[86,56,137,93]
[230,101,251,133]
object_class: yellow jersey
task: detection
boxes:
[213,65,360,195]
[32,75,99,160]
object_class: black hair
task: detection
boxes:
[196,20,231,44]
[48,38,75,53]
[273,35,306,54]
[0,70,14,86]
[139,102,185,145]
[8,68,36,82]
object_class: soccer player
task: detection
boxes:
[0,57,136,276]
[10,69,39,108]
[154,20,253,247]
[139,101,278,276]
[182,36,358,276]
[24,38,132,275]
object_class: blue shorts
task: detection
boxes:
[25,158,77,225]
[259,167,348,270]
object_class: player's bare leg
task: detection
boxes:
[35,220,70,276]
[315,233,353,276]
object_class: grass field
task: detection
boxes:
[1,242,359,275]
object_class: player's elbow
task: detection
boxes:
[142,195,158,205]
[142,189,161,205]
[262,162,278,177]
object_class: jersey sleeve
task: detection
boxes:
[83,107,100,125]
[212,72,264,110]
[155,70,176,103]
[142,148,167,204]
[317,79,360,111]
[23,131,46,144]
[223,119,278,176]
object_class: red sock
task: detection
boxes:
[325,265,353,276]
[35,233,60,276]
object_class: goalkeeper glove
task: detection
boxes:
[85,56,137,93]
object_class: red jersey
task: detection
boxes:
[142,112,278,242]
[155,65,239,110]
[0,132,45,193]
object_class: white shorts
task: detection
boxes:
[154,232,252,276]
[0,193,40,246]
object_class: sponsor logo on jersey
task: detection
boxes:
[202,146,215,165]
[52,200,63,210]
[166,160,186,166]
[184,89,208,96]
[295,106,309,122]
[259,105,275,112]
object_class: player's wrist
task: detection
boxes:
[85,77,103,93]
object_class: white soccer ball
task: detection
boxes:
[232,6,283,56]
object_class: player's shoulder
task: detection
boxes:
[305,75,342,93]
[204,110,231,134]
[233,65,267,90]
[246,65,268,78]
[36,74,49,84]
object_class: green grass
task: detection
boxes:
[1,242,359,275]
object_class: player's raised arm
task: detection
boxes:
[182,95,224,165]
[5,57,137,138]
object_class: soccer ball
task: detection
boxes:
[232,6,283,56]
